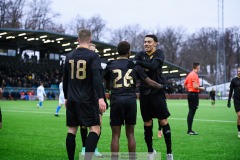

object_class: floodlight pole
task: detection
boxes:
[216,0,226,96]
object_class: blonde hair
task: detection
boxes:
[78,29,91,43]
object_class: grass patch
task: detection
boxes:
[0,99,239,160]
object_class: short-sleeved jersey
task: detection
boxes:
[59,82,64,96]
[104,58,147,102]
[209,90,215,99]
[37,85,46,97]
[184,71,200,92]
[63,48,102,103]
[135,49,165,95]
[229,77,240,100]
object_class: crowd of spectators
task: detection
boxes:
[0,61,62,100]
[0,60,188,100]
[167,79,187,94]
[0,61,63,88]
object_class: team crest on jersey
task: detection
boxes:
[144,69,149,72]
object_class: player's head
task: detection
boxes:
[78,29,92,44]
[144,35,158,53]
[117,41,130,57]
[237,66,240,78]
[40,81,44,86]
[193,63,200,72]
[89,43,96,52]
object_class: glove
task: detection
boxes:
[227,100,231,108]
[161,84,174,94]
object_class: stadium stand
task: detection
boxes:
[0,28,209,100]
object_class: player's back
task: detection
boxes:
[105,58,137,101]
[209,91,215,97]
[37,86,44,96]
[64,48,101,103]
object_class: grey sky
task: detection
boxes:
[51,0,240,33]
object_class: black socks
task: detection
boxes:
[66,133,76,160]
[162,123,172,154]
[80,127,88,147]
[85,132,99,160]
[144,125,153,153]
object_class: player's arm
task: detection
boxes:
[93,69,106,113]
[184,79,188,90]
[93,69,104,98]
[92,55,106,113]
[103,71,110,90]
[184,84,188,90]
[193,81,205,90]
[227,80,234,107]
[135,50,164,70]
[134,51,144,61]
[63,57,68,103]
[143,77,164,89]
[134,65,163,89]
[228,87,233,101]
[137,59,161,70]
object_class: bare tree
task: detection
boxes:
[24,0,63,32]
[180,28,218,84]
[0,0,26,28]
[109,24,148,51]
[158,27,185,64]
[225,27,240,81]
[68,15,106,41]
[0,0,9,27]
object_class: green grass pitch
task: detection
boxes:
[0,99,239,160]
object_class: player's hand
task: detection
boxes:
[227,100,231,108]
[99,98,106,113]
[65,99,68,108]
[161,84,174,94]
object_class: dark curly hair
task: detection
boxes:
[117,41,130,55]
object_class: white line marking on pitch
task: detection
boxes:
[2,109,235,123]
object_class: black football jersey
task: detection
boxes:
[209,91,215,98]
[230,77,240,100]
[104,58,147,102]
[135,49,166,95]
[63,48,101,102]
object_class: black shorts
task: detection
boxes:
[110,98,137,126]
[233,99,240,113]
[139,93,170,122]
[210,96,215,101]
[187,92,199,110]
[66,100,100,127]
